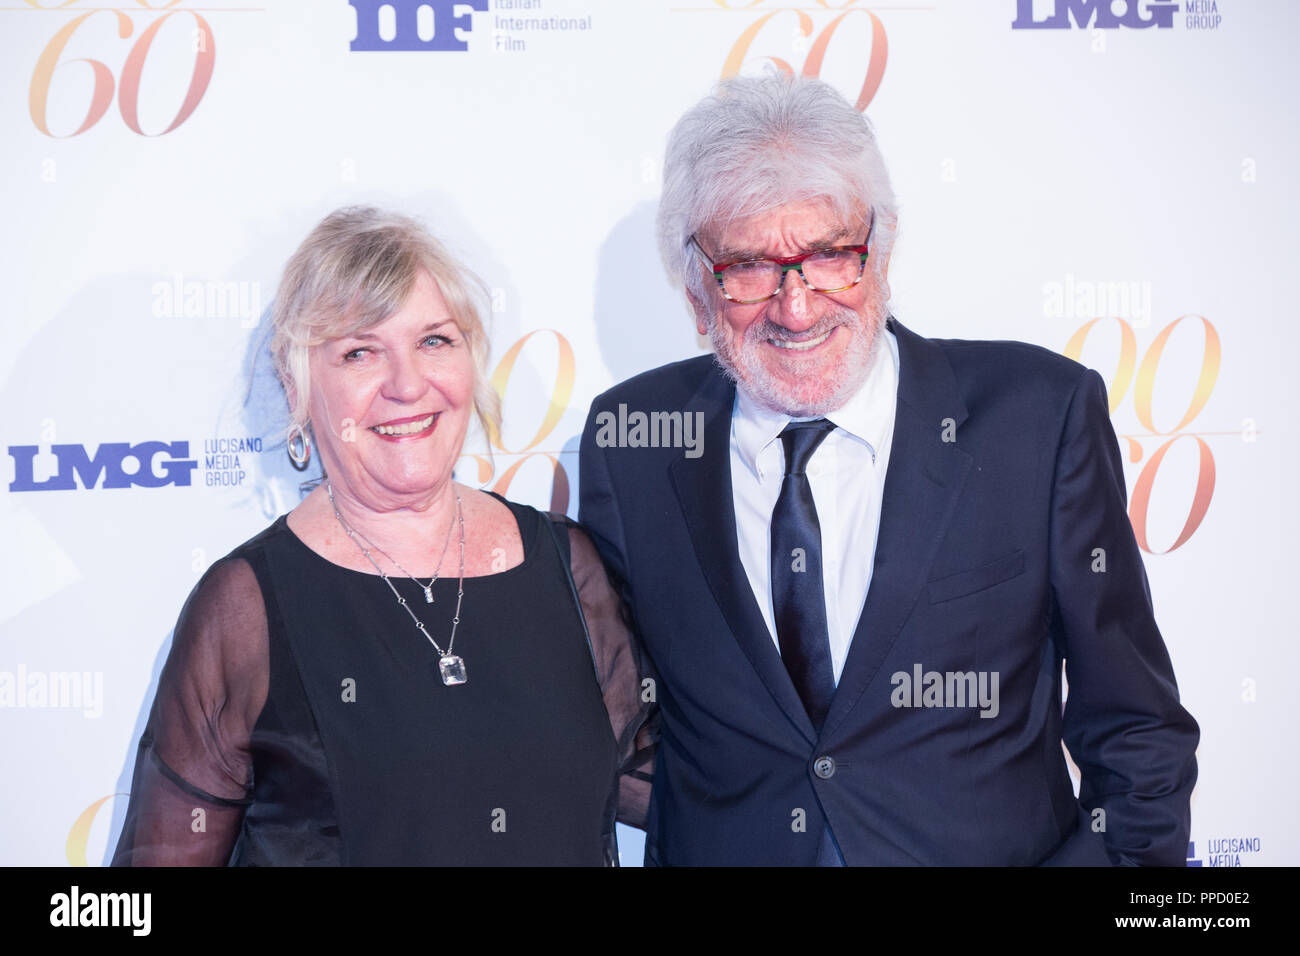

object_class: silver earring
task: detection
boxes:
[287,423,311,471]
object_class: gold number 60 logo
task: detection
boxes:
[719,1,888,112]
[28,1,215,137]
[464,329,576,513]
[1065,315,1221,554]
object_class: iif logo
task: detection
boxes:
[1011,0,1178,29]
[349,0,488,52]
[8,442,197,491]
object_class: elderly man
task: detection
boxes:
[579,75,1198,865]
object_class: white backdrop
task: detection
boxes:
[1,0,1295,867]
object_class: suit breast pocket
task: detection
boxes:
[927,549,1026,604]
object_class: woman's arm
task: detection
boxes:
[112,558,269,865]
[557,518,659,830]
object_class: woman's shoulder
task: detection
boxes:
[477,488,582,533]
[213,514,293,566]
[165,523,274,713]
[185,515,291,609]
[231,513,292,553]
[480,491,598,553]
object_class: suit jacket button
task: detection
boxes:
[813,756,836,779]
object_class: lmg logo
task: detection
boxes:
[349,0,489,52]
[1012,0,1178,29]
[8,442,197,491]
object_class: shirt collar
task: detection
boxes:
[732,327,899,481]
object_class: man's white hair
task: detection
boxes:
[656,74,898,305]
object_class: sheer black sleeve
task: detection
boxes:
[553,517,659,830]
[112,557,269,866]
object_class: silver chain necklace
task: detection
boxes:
[330,493,454,604]
[326,480,469,686]
[393,510,455,604]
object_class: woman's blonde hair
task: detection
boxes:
[271,206,501,442]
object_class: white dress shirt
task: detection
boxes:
[730,328,900,685]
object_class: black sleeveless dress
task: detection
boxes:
[112,497,655,866]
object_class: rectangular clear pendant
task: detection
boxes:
[438,655,467,686]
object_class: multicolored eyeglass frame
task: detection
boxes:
[690,213,876,305]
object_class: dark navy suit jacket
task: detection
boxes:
[578,317,1199,865]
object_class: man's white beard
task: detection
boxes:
[708,298,888,417]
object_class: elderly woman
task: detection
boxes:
[112,207,655,865]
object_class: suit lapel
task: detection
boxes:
[668,364,819,745]
[822,318,974,739]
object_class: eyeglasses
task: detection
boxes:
[691,215,874,305]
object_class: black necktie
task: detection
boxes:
[770,418,837,731]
